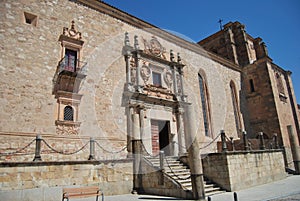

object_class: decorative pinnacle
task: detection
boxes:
[134,35,140,50]
[177,52,182,63]
[124,32,130,46]
[170,50,174,62]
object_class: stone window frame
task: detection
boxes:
[198,70,213,137]
[56,94,80,123]
[149,64,165,88]
[63,105,74,121]
[230,81,242,135]
[23,11,38,27]
[249,79,255,93]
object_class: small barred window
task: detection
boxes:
[64,106,74,121]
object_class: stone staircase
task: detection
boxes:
[146,156,225,197]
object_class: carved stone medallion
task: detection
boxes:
[140,63,151,84]
[164,70,173,89]
[142,36,166,59]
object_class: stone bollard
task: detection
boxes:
[33,134,42,161]
[273,133,279,149]
[88,137,95,160]
[221,130,228,152]
[234,192,238,201]
[159,150,165,171]
[159,150,165,185]
[243,131,249,151]
[259,132,265,150]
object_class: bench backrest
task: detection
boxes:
[63,186,100,198]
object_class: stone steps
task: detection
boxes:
[146,156,226,197]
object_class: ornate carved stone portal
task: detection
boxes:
[123,33,186,157]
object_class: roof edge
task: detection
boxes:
[75,0,241,72]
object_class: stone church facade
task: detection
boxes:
[0,0,299,200]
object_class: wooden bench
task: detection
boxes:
[62,186,104,201]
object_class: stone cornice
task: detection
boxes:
[75,0,241,72]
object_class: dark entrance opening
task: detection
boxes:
[151,120,170,156]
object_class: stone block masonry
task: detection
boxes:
[0,160,133,201]
[202,150,286,191]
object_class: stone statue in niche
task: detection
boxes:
[142,36,166,59]
[177,74,182,94]
[130,56,136,83]
[140,62,151,85]
[130,67,136,83]
[164,70,173,89]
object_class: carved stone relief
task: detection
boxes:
[142,36,166,59]
[62,20,82,40]
[140,61,151,85]
[56,123,80,135]
[176,74,182,94]
[130,56,136,83]
[164,70,173,89]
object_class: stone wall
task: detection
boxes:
[140,159,193,199]
[202,150,286,191]
[0,132,128,162]
[0,160,133,201]
[0,0,243,146]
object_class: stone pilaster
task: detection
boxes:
[183,104,205,200]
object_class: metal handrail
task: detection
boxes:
[58,57,87,74]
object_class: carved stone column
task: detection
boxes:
[132,108,142,193]
[134,35,142,93]
[139,106,145,140]
[183,103,205,200]
[127,106,133,154]
[178,67,185,101]
[176,109,186,156]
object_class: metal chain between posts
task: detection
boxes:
[0,139,36,156]
[165,157,191,180]
[42,139,89,155]
[95,140,128,154]
[140,141,160,157]
[199,134,221,150]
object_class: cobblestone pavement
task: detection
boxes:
[268,193,300,201]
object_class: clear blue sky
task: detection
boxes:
[104,0,300,103]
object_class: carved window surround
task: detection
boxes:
[53,21,86,135]
[123,33,185,103]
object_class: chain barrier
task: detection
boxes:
[165,157,191,180]
[95,140,128,154]
[140,141,160,157]
[0,139,36,156]
[199,134,221,150]
[42,139,89,155]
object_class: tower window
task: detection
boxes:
[249,79,255,93]
[64,106,74,121]
[24,12,38,26]
[275,73,285,95]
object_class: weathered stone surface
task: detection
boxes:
[202,150,286,191]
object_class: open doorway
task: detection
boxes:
[151,120,171,156]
